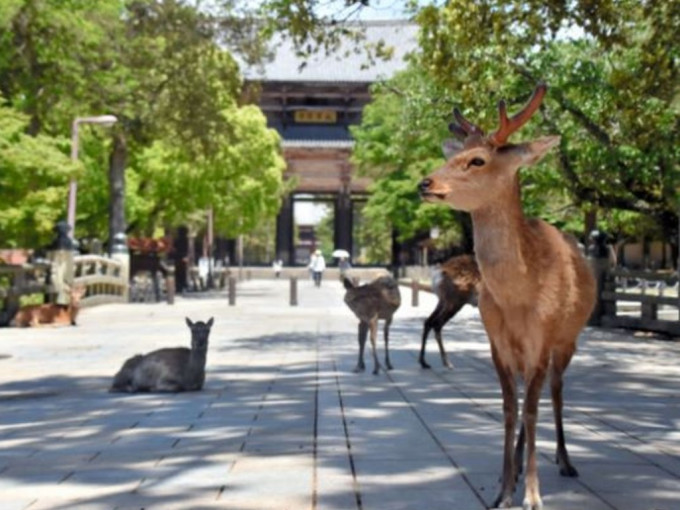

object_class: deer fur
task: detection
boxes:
[419,254,481,369]
[110,317,214,393]
[419,84,596,510]
[10,286,86,327]
[343,275,401,375]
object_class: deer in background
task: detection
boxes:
[419,83,595,510]
[11,285,86,327]
[343,275,401,375]
[419,254,481,369]
[110,317,214,393]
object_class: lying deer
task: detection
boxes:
[343,275,401,375]
[419,254,481,369]
[11,286,86,327]
[419,83,595,510]
[110,317,213,393]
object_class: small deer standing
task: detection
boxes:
[11,285,86,327]
[419,83,595,510]
[343,275,401,375]
[110,317,214,393]
[419,254,481,369]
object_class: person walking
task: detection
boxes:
[311,249,326,287]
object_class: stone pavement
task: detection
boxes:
[0,278,679,510]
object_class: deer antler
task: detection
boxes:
[488,83,547,146]
[448,108,485,141]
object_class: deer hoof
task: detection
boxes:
[352,365,365,373]
[491,494,514,508]
[419,359,431,369]
[558,463,579,477]
[522,496,543,510]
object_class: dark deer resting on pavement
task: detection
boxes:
[110,317,214,393]
[419,254,481,369]
[343,275,401,375]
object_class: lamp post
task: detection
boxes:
[67,115,118,237]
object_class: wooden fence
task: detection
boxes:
[598,268,680,336]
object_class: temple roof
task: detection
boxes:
[242,20,417,83]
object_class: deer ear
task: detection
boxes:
[442,139,464,160]
[517,136,560,167]
[185,317,193,328]
[206,317,214,327]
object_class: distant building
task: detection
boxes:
[243,21,417,265]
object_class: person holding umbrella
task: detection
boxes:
[332,249,351,280]
[333,249,351,280]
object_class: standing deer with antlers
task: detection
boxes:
[419,83,595,510]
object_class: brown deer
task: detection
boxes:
[110,317,213,393]
[11,285,87,327]
[419,254,481,369]
[343,275,401,375]
[419,83,595,510]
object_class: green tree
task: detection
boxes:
[351,67,476,252]
[131,105,286,236]
[0,102,79,247]
[0,0,288,248]
[416,0,680,241]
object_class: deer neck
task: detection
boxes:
[470,177,530,296]
[189,346,207,370]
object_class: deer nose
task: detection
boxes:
[418,178,433,195]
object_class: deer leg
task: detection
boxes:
[419,301,443,368]
[514,421,526,478]
[491,351,519,509]
[551,347,578,477]
[434,300,464,368]
[369,318,381,375]
[522,366,548,510]
[353,321,368,373]
[383,317,393,370]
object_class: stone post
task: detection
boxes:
[228,276,236,306]
[48,221,75,305]
[110,232,130,302]
[290,276,298,306]
[411,279,419,307]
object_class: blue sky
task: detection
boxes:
[315,0,442,21]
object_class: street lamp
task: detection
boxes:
[67,115,118,236]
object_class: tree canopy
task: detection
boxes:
[0,0,287,248]
[2,0,678,259]
[347,0,680,255]
[0,101,79,247]
[416,0,680,240]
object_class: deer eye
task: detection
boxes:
[469,157,485,167]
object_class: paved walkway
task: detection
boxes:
[0,278,679,510]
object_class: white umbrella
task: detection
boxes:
[332,249,350,258]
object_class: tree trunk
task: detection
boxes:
[108,131,127,253]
